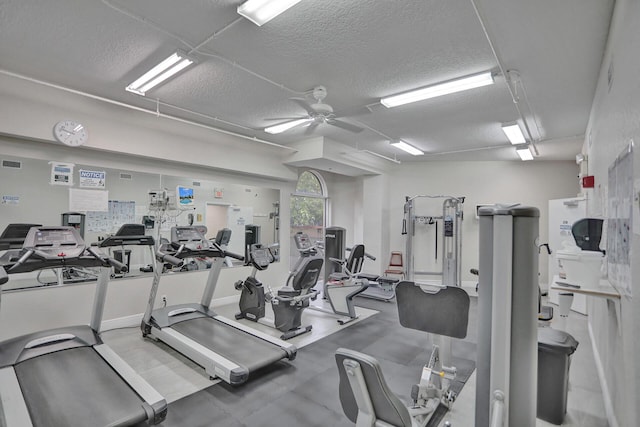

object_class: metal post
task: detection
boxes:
[476,205,539,427]
[90,268,111,333]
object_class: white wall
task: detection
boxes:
[322,161,579,285]
[383,161,579,285]
[582,0,640,425]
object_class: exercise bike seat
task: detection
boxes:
[336,348,413,427]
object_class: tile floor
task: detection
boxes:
[102,293,608,426]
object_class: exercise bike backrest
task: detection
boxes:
[289,256,323,292]
[330,244,368,276]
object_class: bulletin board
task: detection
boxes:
[607,143,633,297]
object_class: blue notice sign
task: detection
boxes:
[79,169,106,188]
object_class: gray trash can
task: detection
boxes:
[537,327,579,424]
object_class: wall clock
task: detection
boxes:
[53,120,88,147]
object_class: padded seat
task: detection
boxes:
[383,251,404,280]
[336,348,413,427]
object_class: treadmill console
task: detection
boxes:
[0,223,42,250]
[25,227,85,258]
[172,227,208,250]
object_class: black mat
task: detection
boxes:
[160,297,477,426]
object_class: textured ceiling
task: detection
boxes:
[0,0,614,163]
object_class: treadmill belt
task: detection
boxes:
[172,317,288,372]
[15,347,148,427]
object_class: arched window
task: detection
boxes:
[290,170,327,267]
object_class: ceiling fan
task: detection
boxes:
[264,86,364,134]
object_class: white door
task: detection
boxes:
[227,206,253,256]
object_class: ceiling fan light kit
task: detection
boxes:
[237,0,302,26]
[263,85,364,134]
[126,51,194,96]
[501,122,527,145]
[390,140,424,156]
[380,71,495,108]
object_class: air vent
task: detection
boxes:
[120,173,132,180]
[192,181,201,187]
[2,159,22,169]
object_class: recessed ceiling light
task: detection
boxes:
[390,140,424,156]
[516,146,534,161]
[380,71,494,108]
[126,52,194,96]
[237,0,302,26]
[502,123,527,145]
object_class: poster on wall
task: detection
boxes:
[86,200,136,233]
[607,142,633,297]
[69,188,109,212]
[1,195,19,205]
[49,161,74,186]
[79,169,106,188]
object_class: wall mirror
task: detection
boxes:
[0,154,280,291]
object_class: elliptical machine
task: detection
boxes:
[235,243,322,340]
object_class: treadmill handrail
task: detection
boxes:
[5,247,127,274]
[162,243,244,261]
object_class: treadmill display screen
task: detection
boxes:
[174,228,203,243]
[34,229,78,247]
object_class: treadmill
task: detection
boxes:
[98,223,156,275]
[0,226,167,427]
[141,226,297,385]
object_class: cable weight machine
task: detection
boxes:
[402,195,465,286]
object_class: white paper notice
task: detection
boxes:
[69,188,109,212]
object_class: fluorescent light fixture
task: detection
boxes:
[264,118,311,134]
[516,145,534,161]
[237,0,301,26]
[380,71,494,108]
[390,140,424,156]
[126,52,194,96]
[502,123,527,145]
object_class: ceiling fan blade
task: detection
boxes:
[264,116,307,121]
[327,119,364,133]
[332,105,374,119]
[304,121,320,135]
[290,97,317,115]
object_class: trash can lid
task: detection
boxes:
[538,327,579,354]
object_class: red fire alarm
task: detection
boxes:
[581,175,595,188]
